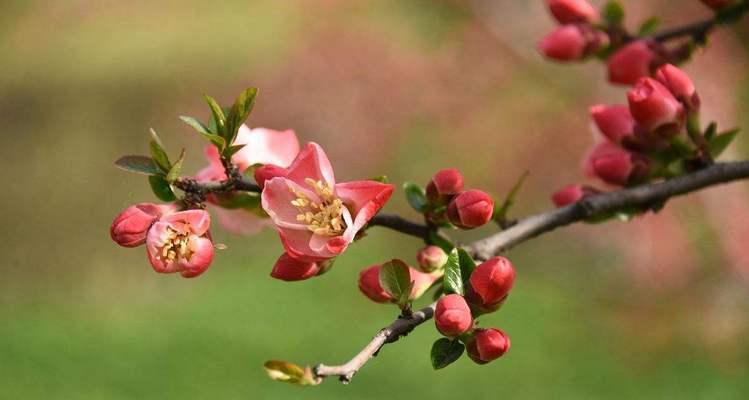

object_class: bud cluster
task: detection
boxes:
[432,256,516,365]
[539,0,606,62]
[426,169,495,229]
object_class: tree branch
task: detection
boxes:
[367,213,431,239]
[310,160,749,384]
[651,17,717,42]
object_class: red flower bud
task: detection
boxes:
[468,257,515,311]
[110,203,172,247]
[358,264,440,303]
[655,64,699,111]
[607,41,656,85]
[466,328,511,364]
[591,151,634,186]
[627,77,685,133]
[447,190,494,229]
[539,25,604,62]
[435,294,473,337]
[254,164,289,189]
[426,168,464,202]
[270,253,321,281]
[590,104,636,143]
[547,0,598,23]
[701,0,734,10]
[551,184,585,207]
[416,245,448,272]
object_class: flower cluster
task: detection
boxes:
[425,169,495,229]
[433,257,516,365]
[539,0,606,63]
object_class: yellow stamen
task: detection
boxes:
[289,179,348,236]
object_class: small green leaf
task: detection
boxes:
[115,155,162,176]
[225,88,258,147]
[148,175,177,202]
[708,129,740,159]
[457,248,476,285]
[704,121,718,140]
[149,130,171,173]
[443,249,463,295]
[603,0,625,25]
[379,259,413,307]
[638,17,660,35]
[204,95,227,135]
[180,115,226,149]
[166,149,186,183]
[225,144,246,157]
[431,338,465,370]
[264,360,318,386]
[494,171,529,224]
[403,182,428,213]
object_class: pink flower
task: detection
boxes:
[110,203,176,247]
[655,64,699,111]
[627,77,685,133]
[270,253,321,282]
[446,190,494,229]
[547,0,598,24]
[195,126,300,235]
[539,25,605,62]
[466,328,511,364]
[262,143,394,263]
[358,264,440,303]
[146,210,214,278]
[426,168,464,202]
[254,165,289,189]
[607,41,657,85]
[590,104,636,143]
[467,257,516,312]
[416,245,449,273]
[435,294,473,337]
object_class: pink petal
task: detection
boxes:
[179,235,214,278]
[277,228,335,262]
[336,180,394,242]
[146,222,179,274]
[210,205,271,235]
[163,210,211,236]
[261,177,319,231]
[232,126,300,171]
[270,253,320,281]
[285,142,336,188]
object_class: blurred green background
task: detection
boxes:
[3,0,749,398]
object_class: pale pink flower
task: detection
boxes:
[261,142,394,262]
[146,210,214,278]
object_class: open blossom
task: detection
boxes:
[547,0,598,24]
[262,143,394,264]
[196,125,300,235]
[607,41,657,86]
[466,328,511,364]
[358,264,441,303]
[146,210,214,278]
[110,203,176,247]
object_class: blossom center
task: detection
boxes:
[290,178,347,236]
[159,227,193,263]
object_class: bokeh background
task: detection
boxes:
[3,0,749,398]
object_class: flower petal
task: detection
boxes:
[179,235,214,278]
[232,126,300,171]
[270,253,320,281]
[285,142,336,188]
[162,210,211,236]
[210,205,271,235]
[336,180,394,242]
[277,228,335,262]
[262,177,320,230]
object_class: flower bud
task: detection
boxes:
[655,64,699,111]
[270,253,321,281]
[590,104,636,143]
[627,77,685,133]
[110,203,172,247]
[547,0,598,23]
[426,168,464,202]
[551,184,588,207]
[539,25,604,62]
[591,151,635,186]
[447,190,494,229]
[434,294,473,337]
[254,164,289,189]
[416,245,449,272]
[358,264,440,303]
[468,257,515,312]
[465,328,510,364]
[607,41,657,85]
[701,0,734,10]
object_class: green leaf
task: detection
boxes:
[213,192,262,211]
[379,259,413,307]
[148,175,177,202]
[225,144,246,157]
[708,128,740,159]
[114,155,162,176]
[263,360,318,386]
[166,149,186,183]
[148,130,171,173]
[204,95,227,136]
[493,170,529,224]
[457,248,476,285]
[443,249,463,295]
[403,182,428,213]
[430,338,465,370]
[704,121,718,141]
[180,115,226,149]
[603,1,625,25]
[638,17,660,35]
[225,88,258,147]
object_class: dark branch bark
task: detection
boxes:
[651,17,716,42]
[368,213,431,239]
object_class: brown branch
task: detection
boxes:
[651,17,717,42]
[309,160,749,384]
[368,213,431,239]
